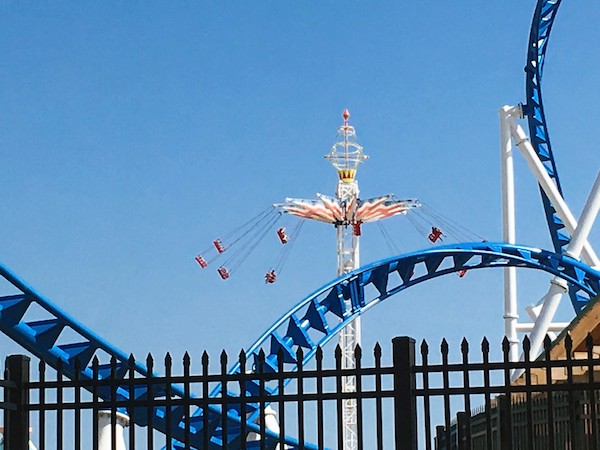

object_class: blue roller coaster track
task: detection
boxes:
[523,0,593,311]
[0,243,599,448]
[525,1,566,257]
[0,0,596,448]
[0,260,301,450]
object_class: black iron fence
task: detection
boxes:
[1,334,600,449]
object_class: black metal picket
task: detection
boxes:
[1,334,600,449]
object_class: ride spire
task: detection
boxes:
[325,109,368,182]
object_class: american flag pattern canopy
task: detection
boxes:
[278,194,420,224]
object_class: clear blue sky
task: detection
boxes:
[0,1,598,367]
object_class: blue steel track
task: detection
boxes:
[0,243,599,448]
[524,1,594,311]
[525,1,566,257]
[0,1,597,448]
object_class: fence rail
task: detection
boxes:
[1,334,600,449]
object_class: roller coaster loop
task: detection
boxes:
[524,0,566,255]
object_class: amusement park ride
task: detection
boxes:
[277,109,419,449]
[0,0,599,449]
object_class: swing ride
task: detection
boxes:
[193,113,484,288]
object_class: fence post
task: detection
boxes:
[457,411,469,450]
[435,425,445,449]
[498,394,512,450]
[5,355,30,450]
[572,390,585,449]
[393,336,417,450]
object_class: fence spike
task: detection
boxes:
[165,352,172,369]
[481,337,490,354]
[238,349,246,367]
[335,344,342,361]
[374,342,382,359]
[257,349,266,373]
[92,355,99,378]
[501,336,509,354]
[220,349,228,368]
[461,337,469,354]
[110,355,117,373]
[201,350,209,367]
[183,352,190,370]
[565,332,573,354]
[523,335,531,355]
[316,345,324,361]
[146,353,154,372]
[296,347,304,366]
[354,344,362,361]
[440,338,449,355]
[543,335,552,355]
[127,354,136,382]
[420,339,429,356]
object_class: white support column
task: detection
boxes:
[247,405,281,444]
[499,105,520,363]
[508,117,600,268]
[98,411,129,450]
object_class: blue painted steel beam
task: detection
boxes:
[1,242,598,448]
[523,0,594,310]
[524,0,564,254]
[523,0,588,310]
[0,262,303,450]
[215,242,600,427]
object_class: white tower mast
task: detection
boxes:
[326,109,366,450]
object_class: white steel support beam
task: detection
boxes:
[507,116,600,268]
[515,322,570,332]
[499,105,520,363]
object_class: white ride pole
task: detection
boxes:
[98,411,129,450]
[499,105,520,363]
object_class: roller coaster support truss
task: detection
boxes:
[500,105,600,364]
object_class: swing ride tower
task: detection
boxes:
[327,110,364,450]
[278,110,420,450]
[326,109,365,286]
